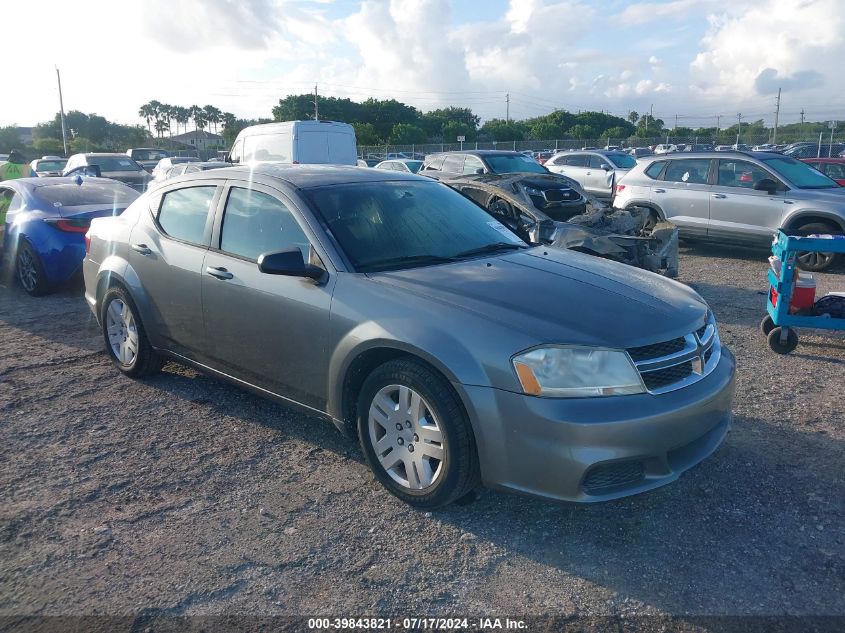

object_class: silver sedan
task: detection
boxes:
[84,165,735,508]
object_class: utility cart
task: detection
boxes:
[761,230,845,354]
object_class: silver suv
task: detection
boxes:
[614,152,845,270]
[544,150,637,199]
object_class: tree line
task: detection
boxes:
[1,94,838,158]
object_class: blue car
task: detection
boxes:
[1,177,138,295]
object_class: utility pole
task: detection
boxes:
[800,108,805,140]
[314,83,319,120]
[716,114,721,142]
[829,120,838,157]
[773,87,781,145]
[506,93,510,124]
[736,113,743,147]
[56,67,68,156]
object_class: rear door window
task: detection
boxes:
[423,155,446,171]
[442,155,466,173]
[663,159,712,184]
[566,154,588,167]
[157,186,217,245]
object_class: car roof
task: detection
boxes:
[647,151,782,160]
[430,150,525,157]
[800,157,845,163]
[1,176,129,193]
[162,163,424,189]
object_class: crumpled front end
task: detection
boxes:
[560,205,679,277]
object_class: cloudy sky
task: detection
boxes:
[4,0,844,129]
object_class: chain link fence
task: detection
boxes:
[358,132,839,160]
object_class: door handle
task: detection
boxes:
[130,243,152,255]
[206,266,233,280]
[712,193,727,199]
[654,188,666,193]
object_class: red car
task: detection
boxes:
[800,158,845,186]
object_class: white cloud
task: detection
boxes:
[690,0,843,104]
[616,0,725,25]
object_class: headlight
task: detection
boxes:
[522,186,544,197]
[512,346,645,397]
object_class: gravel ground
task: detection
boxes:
[0,243,843,629]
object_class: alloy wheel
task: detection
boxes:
[17,248,38,292]
[106,299,139,367]
[368,384,445,490]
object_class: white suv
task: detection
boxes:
[614,152,845,270]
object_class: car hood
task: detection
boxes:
[788,187,845,202]
[368,247,707,349]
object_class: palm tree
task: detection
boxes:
[154,118,169,139]
[174,106,190,136]
[204,105,222,135]
[138,103,154,135]
[190,105,207,149]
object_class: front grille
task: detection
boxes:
[627,315,720,394]
[583,461,645,494]
[628,337,686,362]
[641,361,694,390]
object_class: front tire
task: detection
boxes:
[16,241,51,296]
[100,286,163,377]
[357,359,479,509]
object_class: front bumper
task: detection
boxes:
[461,347,736,502]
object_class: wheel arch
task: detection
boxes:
[782,211,845,233]
[331,339,478,441]
[624,200,666,220]
[94,258,157,343]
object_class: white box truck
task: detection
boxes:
[228,120,358,166]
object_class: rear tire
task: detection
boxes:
[767,327,798,354]
[760,314,775,336]
[791,221,840,272]
[16,241,51,296]
[100,286,163,377]
[357,358,479,509]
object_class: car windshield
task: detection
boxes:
[36,181,139,206]
[404,161,423,173]
[305,180,527,273]
[132,150,168,161]
[485,154,547,174]
[607,154,637,168]
[35,160,66,171]
[763,157,839,189]
[87,157,142,172]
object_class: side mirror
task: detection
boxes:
[601,164,611,171]
[257,247,323,280]
[754,178,779,195]
[519,213,537,230]
[475,168,484,174]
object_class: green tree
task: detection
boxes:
[627,111,639,125]
[352,122,380,145]
[529,121,565,140]
[478,119,526,142]
[442,121,476,143]
[568,124,595,140]
[33,137,64,154]
[389,123,427,145]
[0,126,22,152]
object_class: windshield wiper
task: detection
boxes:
[452,242,528,259]
[357,254,458,272]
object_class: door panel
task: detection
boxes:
[652,158,713,238]
[202,185,334,408]
[708,159,788,243]
[129,184,220,358]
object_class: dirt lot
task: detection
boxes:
[0,243,843,629]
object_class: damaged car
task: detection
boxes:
[446,174,679,277]
[420,150,588,218]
